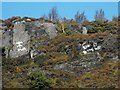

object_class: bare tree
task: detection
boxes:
[74,11,86,24]
[95,9,105,22]
[48,7,59,22]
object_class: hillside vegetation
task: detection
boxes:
[1,15,119,89]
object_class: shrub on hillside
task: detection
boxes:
[87,21,116,33]
[27,70,52,89]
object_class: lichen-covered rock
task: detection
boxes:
[2,31,12,47]
[43,23,58,39]
[102,33,117,52]
[30,21,58,39]
[9,22,30,58]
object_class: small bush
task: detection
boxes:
[65,30,71,35]
[60,29,72,36]
[88,21,115,33]
[28,70,52,89]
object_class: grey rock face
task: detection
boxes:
[54,52,102,75]
[0,22,8,31]
[9,22,30,58]
[0,30,4,48]
[27,21,58,39]
[43,23,58,39]
[0,30,13,58]
[27,21,58,58]
[102,33,117,52]
[1,20,58,58]
[2,31,12,47]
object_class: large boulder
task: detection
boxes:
[30,21,58,39]
[9,22,30,58]
[43,23,58,39]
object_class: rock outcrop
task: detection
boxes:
[2,17,119,88]
[9,22,30,58]
[0,17,59,58]
[0,17,118,61]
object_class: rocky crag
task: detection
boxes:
[0,17,59,58]
[1,16,119,71]
[1,16,119,88]
[0,17,118,59]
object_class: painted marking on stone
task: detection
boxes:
[83,51,87,54]
[18,47,27,52]
[16,41,27,52]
